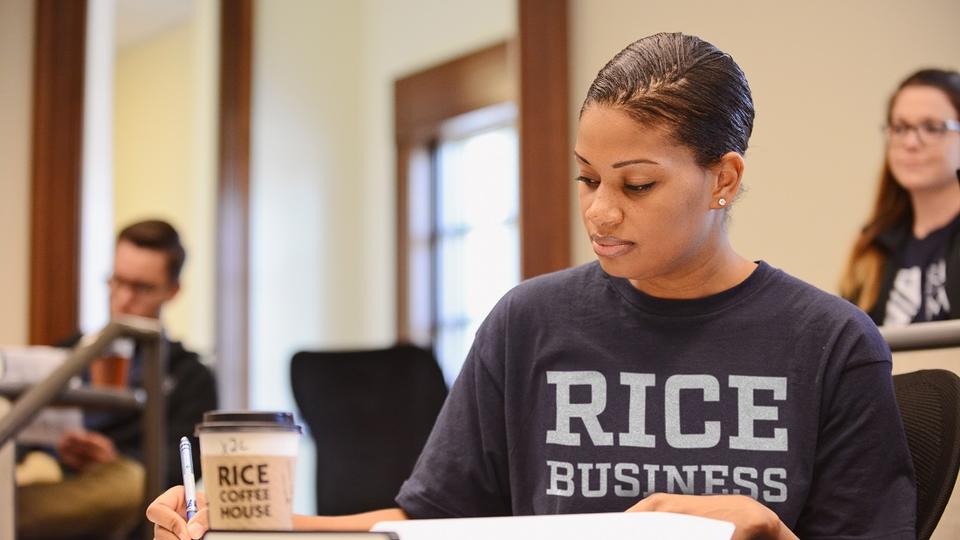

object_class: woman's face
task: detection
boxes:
[575,105,721,283]
[887,85,960,193]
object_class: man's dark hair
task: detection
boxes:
[117,219,187,284]
[581,32,755,167]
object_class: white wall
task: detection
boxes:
[80,0,117,336]
[569,0,960,294]
[0,0,34,346]
[250,0,366,514]
[250,0,515,514]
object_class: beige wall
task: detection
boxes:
[113,0,218,355]
[569,0,960,294]
[0,0,34,346]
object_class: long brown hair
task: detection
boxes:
[840,69,960,311]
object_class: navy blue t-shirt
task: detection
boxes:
[397,261,916,539]
[883,214,960,325]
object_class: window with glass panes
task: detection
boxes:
[433,123,519,385]
[395,38,570,388]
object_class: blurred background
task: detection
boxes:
[1,0,958,518]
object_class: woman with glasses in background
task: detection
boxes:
[841,69,960,326]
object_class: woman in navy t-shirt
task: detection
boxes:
[147,33,916,540]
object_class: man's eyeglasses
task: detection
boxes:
[106,275,164,296]
[884,118,960,146]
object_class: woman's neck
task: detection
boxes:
[629,235,756,299]
[910,181,960,238]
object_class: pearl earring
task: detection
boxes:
[718,198,727,207]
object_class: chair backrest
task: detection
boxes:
[290,344,448,516]
[893,369,960,540]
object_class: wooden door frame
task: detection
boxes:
[395,43,516,342]
[518,0,570,279]
[395,0,570,341]
[216,0,253,408]
[29,0,87,345]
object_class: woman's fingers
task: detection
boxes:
[186,507,210,539]
[154,522,185,540]
[146,486,190,540]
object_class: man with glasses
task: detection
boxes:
[16,219,218,540]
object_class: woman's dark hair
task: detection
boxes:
[840,68,960,311]
[580,32,755,167]
[117,219,187,284]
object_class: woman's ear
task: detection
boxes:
[709,152,745,209]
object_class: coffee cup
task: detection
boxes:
[90,337,134,388]
[195,411,302,530]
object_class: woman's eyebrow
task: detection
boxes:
[574,152,660,168]
[612,158,659,168]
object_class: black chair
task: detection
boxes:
[893,369,960,540]
[290,344,448,515]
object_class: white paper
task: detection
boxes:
[0,346,70,382]
[203,533,396,540]
[372,511,735,540]
[0,346,83,446]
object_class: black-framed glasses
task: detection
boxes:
[106,275,164,296]
[883,118,960,146]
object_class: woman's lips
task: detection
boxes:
[895,159,929,169]
[591,234,636,258]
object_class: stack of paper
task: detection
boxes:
[372,511,735,540]
[0,346,82,446]
[203,533,397,539]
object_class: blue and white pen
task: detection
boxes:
[179,436,198,521]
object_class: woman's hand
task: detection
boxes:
[627,493,798,540]
[146,485,209,540]
[145,486,405,538]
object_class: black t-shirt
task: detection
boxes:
[883,215,960,325]
[397,261,916,539]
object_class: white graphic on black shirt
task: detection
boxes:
[885,259,950,326]
[885,267,922,326]
[926,260,950,320]
[544,371,788,503]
